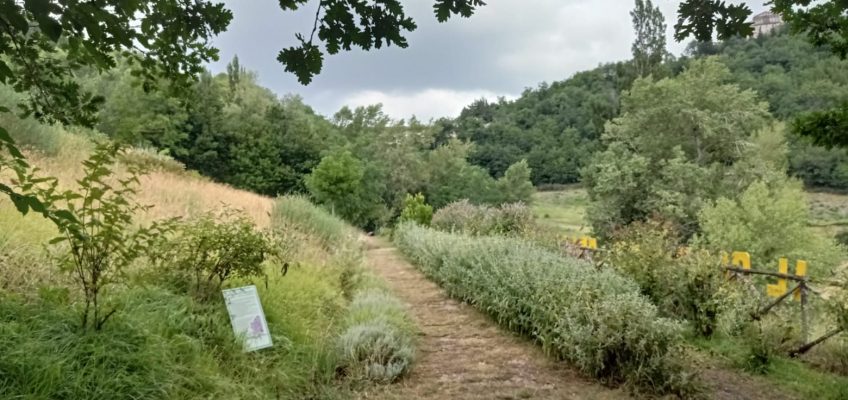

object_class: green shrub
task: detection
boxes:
[399,193,433,226]
[711,276,806,372]
[120,146,187,174]
[154,210,279,299]
[740,317,798,374]
[431,200,534,236]
[494,159,535,204]
[423,140,497,209]
[393,223,695,395]
[789,139,848,190]
[305,151,388,230]
[582,59,773,239]
[835,230,848,247]
[43,143,175,330]
[697,179,846,277]
[606,221,725,337]
[713,279,763,337]
[336,290,414,384]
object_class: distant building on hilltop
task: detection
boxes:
[752,11,783,37]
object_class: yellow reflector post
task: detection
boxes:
[793,260,807,301]
[731,251,751,270]
[767,258,788,298]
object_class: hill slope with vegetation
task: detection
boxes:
[58,28,848,230]
[0,122,415,398]
[71,65,536,231]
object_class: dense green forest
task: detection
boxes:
[0,5,827,234]
[75,28,848,209]
[454,28,848,188]
[60,56,535,230]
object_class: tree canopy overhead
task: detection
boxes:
[277,0,487,84]
[0,0,234,223]
[0,0,232,127]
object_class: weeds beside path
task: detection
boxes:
[358,235,628,400]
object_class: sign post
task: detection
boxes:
[222,285,273,352]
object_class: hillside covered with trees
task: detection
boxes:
[54,56,535,230]
[75,25,848,195]
[452,28,848,188]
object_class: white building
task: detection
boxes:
[752,11,783,37]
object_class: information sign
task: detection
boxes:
[222,285,272,352]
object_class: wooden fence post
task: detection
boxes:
[800,281,809,344]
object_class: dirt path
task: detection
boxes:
[357,236,628,400]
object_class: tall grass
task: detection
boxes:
[1,118,273,229]
[393,222,696,395]
[233,260,351,398]
[0,279,355,399]
[0,288,238,399]
[0,205,64,295]
[272,196,417,384]
[1,197,356,399]
[272,195,357,249]
[0,231,347,398]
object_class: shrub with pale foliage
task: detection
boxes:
[336,289,415,383]
[431,200,534,236]
[393,223,697,395]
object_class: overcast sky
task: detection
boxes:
[207,1,768,120]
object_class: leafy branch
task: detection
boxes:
[674,0,848,61]
[0,122,79,230]
[277,0,486,85]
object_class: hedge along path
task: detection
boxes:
[357,235,628,400]
[358,235,801,400]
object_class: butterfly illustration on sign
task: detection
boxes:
[250,315,265,336]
